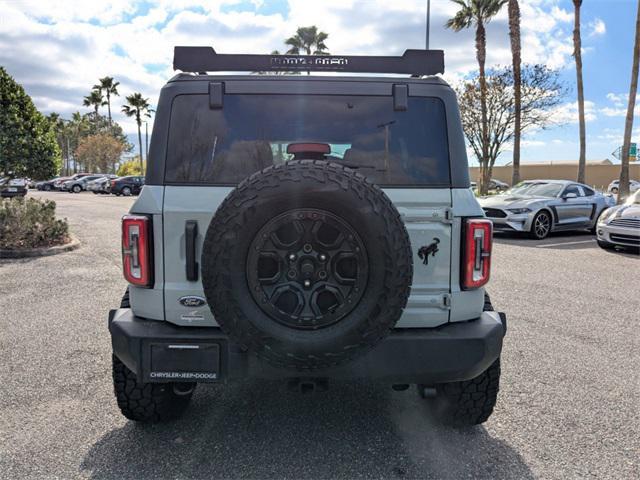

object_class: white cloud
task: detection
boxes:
[0,0,603,155]
[550,100,597,124]
[588,18,606,37]
[601,92,639,117]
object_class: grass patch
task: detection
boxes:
[0,197,69,250]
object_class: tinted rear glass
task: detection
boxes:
[165,94,450,186]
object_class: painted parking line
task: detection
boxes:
[537,239,596,248]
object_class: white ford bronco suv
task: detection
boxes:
[109,47,506,426]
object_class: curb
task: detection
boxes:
[0,235,81,259]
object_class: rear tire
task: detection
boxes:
[112,289,196,423]
[72,185,81,193]
[122,186,132,196]
[418,293,501,427]
[44,184,52,191]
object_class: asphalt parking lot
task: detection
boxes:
[1,190,639,479]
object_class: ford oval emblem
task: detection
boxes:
[178,296,207,307]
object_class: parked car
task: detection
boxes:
[110,176,144,196]
[87,175,117,194]
[36,177,61,191]
[108,46,506,426]
[488,179,509,192]
[596,190,640,250]
[64,174,107,193]
[54,173,90,191]
[479,179,614,239]
[607,179,640,194]
[470,179,509,192]
[0,177,28,198]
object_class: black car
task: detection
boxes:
[36,177,61,191]
[111,176,145,196]
[0,177,28,198]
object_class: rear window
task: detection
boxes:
[164,94,450,186]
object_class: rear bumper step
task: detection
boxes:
[109,309,505,384]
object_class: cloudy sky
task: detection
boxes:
[0,0,638,165]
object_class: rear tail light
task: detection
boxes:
[111,180,116,188]
[462,219,492,289]
[122,214,153,287]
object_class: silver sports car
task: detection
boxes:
[478,179,614,239]
[596,190,640,250]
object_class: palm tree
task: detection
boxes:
[285,26,330,75]
[507,0,522,186]
[94,76,120,125]
[446,0,507,195]
[69,112,89,173]
[83,89,106,115]
[122,93,151,173]
[618,0,640,201]
[572,0,586,184]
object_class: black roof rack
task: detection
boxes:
[173,46,444,76]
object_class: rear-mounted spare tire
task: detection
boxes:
[201,160,413,370]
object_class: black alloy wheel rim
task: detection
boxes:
[246,209,368,330]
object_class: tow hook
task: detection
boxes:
[173,383,196,396]
[287,378,328,393]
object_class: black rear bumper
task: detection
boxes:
[109,309,506,385]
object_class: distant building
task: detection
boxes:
[470,159,639,190]
[503,159,613,166]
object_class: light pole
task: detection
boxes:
[144,121,149,159]
[425,0,431,49]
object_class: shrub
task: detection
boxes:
[0,197,69,249]
[117,158,145,177]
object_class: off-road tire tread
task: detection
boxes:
[429,293,501,427]
[201,160,412,371]
[112,289,194,423]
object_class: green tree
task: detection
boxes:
[84,114,132,151]
[618,0,640,202]
[117,157,145,176]
[446,0,507,195]
[122,93,152,174]
[46,112,70,175]
[47,111,132,175]
[93,76,120,125]
[75,133,126,173]
[68,112,90,173]
[507,0,522,186]
[285,26,330,74]
[0,67,61,179]
[572,0,586,184]
[83,89,106,115]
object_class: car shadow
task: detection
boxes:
[80,380,533,479]
[600,246,640,258]
[493,230,598,250]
